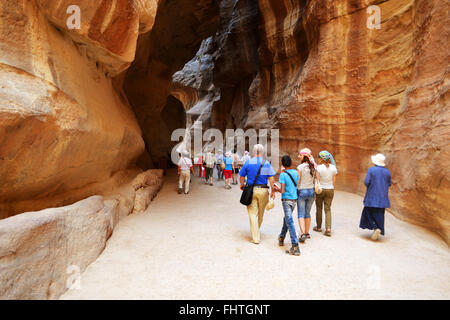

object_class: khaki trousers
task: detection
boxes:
[179,170,191,193]
[315,189,334,229]
[246,187,269,243]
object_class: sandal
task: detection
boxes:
[324,229,331,237]
[298,234,307,243]
[305,233,311,239]
[313,226,322,232]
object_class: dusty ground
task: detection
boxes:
[61,170,450,300]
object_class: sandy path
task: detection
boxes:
[61,170,450,300]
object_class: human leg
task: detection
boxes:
[304,193,315,235]
[255,188,269,228]
[324,189,334,230]
[315,192,324,230]
[297,196,306,237]
[282,200,298,246]
[247,194,261,244]
[183,171,191,193]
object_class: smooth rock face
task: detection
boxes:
[0,169,163,299]
[0,196,116,299]
[0,0,153,217]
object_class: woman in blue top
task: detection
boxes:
[359,153,392,241]
[223,151,234,189]
[275,155,300,256]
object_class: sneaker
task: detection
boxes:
[286,244,300,256]
[371,228,381,241]
[278,236,285,246]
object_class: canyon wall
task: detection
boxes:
[0,0,448,247]
[0,0,159,217]
[172,0,449,243]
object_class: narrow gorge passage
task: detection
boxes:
[61,170,450,300]
[0,0,448,301]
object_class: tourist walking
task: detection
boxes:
[216,150,224,180]
[359,153,391,241]
[241,151,250,165]
[232,150,241,185]
[195,154,204,178]
[239,144,276,244]
[314,150,338,237]
[297,151,316,243]
[275,155,300,256]
[177,151,194,194]
[299,148,318,169]
[204,147,216,186]
[223,151,234,189]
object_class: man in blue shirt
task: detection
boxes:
[239,144,276,244]
[274,155,300,255]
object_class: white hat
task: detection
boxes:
[371,153,386,167]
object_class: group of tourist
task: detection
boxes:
[177,144,392,256]
[180,148,251,191]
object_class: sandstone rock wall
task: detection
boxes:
[123,0,220,164]
[0,0,155,217]
[171,0,449,243]
[0,169,163,299]
[265,0,450,243]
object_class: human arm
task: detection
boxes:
[364,169,371,187]
[269,176,275,199]
[240,176,246,190]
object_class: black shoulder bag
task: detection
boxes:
[240,161,265,206]
[284,170,298,188]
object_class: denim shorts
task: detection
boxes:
[297,188,315,219]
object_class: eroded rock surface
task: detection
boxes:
[0,0,156,217]
[0,169,163,299]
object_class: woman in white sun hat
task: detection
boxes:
[359,153,392,241]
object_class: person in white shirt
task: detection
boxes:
[204,147,216,186]
[215,150,224,180]
[232,150,241,185]
[177,151,194,194]
[241,150,250,165]
[314,150,338,236]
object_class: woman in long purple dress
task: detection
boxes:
[359,153,392,241]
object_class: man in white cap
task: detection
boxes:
[359,153,392,241]
[239,144,276,244]
[177,151,194,194]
